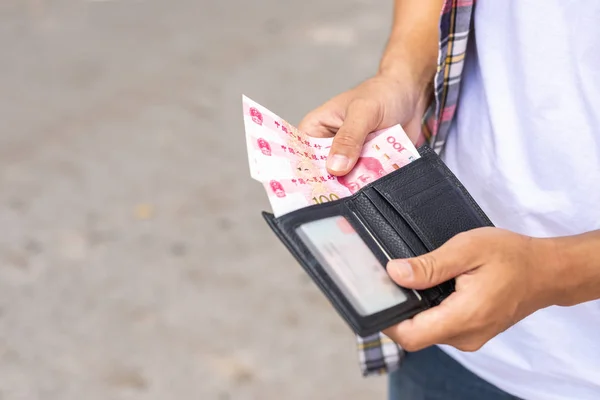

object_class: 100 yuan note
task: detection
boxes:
[242,95,421,216]
[262,128,419,216]
[243,95,332,181]
[243,95,419,182]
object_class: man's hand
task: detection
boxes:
[298,74,430,176]
[382,227,566,352]
[298,0,444,177]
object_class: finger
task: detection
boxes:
[387,231,482,290]
[326,98,382,175]
[382,293,469,351]
[298,105,345,138]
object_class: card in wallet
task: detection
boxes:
[262,144,494,337]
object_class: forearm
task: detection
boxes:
[547,230,600,306]
[378,0,444,93]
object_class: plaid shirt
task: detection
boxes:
[356,0,475,376]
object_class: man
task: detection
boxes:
[299,1,600,399]
[337,157,385,194]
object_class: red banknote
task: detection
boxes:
[243,95,421,216]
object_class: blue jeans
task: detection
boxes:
[388,345,521,400]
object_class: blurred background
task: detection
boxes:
[0,0,394,398]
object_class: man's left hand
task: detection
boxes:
[383,227,563,352]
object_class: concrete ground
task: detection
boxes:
[0,0,394,398]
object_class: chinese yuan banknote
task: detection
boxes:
[243,95,421,217]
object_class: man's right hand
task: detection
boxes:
[298,0,443,176]
[298,73,431,176]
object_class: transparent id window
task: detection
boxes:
[296,216,407,316]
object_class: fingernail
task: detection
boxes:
[392,260,413,280]
[327,154,351,172]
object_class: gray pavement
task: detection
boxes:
[0,1,394,398]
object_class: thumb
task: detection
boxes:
[386,233,481,289]
[327,98,382,176]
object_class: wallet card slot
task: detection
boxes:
[354,190,430,258]
[371,148,493,251]
[402,180,454,212]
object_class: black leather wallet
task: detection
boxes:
[262,144,493,336]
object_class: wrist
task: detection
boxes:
[378,65,434,100]
[377,39,437,106]
[537,232,600,307]
[529,237,568,308]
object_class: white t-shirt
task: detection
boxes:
[440,1,600,399]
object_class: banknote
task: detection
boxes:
[243,95,331,181]
[243,95,334,152]
[243,95,421,216]
[259,127,421,216]
[243,95,420,181]
[262,176,346,216]
[247,135,328,182]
